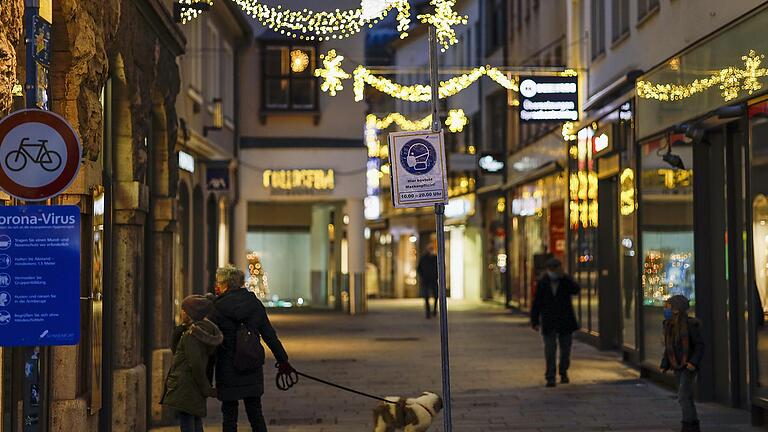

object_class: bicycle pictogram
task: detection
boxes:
[5,138,62,172]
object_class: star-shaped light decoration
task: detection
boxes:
[418,0,468,51]
[315,50,351,96]
[445,109,468,133]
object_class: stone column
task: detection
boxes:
[346,198,366,315]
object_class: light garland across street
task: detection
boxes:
[179,0,468,49]
[367,109,468,133]
[637,50,767,102]
[351,65,519,101]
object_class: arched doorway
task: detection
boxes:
[207,194,219,293]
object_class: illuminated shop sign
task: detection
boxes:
[478,153,505,174]
[179,151,195,173]
[263,169,335,194]
[511,196,543,216]
[444,195,475,219]
[519,75,579,122]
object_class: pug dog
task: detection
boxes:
[372,391,443,432]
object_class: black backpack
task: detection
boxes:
[233,321,263,373]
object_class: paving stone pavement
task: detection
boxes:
[154,299,764,432]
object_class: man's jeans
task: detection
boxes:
[178,412,203,432]
[675,369,699,423]
[222,397,268,432]
[543,332,572,382]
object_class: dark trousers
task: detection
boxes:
[543,332,572,381]
[222,397,267,432]
[178,411,203,432]
[423,291,438,317]
[675,369,699,423]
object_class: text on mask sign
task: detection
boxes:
[0,214,77,226]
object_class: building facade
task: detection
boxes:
[0,0,185,430]
[233,0,368,314]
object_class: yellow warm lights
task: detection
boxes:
[637,50,767,102]
[229,0,411,42]
[177,0,213,24]
[366,109,468,133]
[417,0,467,51]
[562,121,577,142]
[290,49,310,73]
[263,169,336,191]
[445,109,468,133]
[314,50,351,96]
[620,168,636,216]
[351,65,519,102]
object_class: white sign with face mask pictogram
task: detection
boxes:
[388,130,448,208]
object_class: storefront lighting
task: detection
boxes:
[263,169,335,192]
[179,151,195,173]
[496,197,506,213]
[204,98,224,136]
[594,134,609,153]
[562,121,577,141]
[620,168,636,216]
[637,50,767,102]
[364,227,371,239]
[343,215,350,225]
[409,235,418,243]
[290,49,310,73]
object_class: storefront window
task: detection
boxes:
[511,174,566,310]
[618,104,638,349]
[640,134,695,363]
[749,103,768,387]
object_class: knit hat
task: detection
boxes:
[668,295,690,312]
[182,295,214,321]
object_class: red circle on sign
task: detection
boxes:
[0,109,82,201]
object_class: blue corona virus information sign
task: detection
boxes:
[388,130,448,208]
[0,205,80,346]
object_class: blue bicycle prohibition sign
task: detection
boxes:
[399,138,437,176]
[4,137,62,172]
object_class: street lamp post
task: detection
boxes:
[429,24,453,432]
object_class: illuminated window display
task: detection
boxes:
[639,134,694,363]
[749,103,768,387]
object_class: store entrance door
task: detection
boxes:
[597,175,621,350]
[693,119,749,407]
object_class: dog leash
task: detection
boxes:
[276,367,397,404]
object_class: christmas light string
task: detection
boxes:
[637,50,767,102]
[367,108,468,133]
[178,0,468,49]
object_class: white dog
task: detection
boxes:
[372,391,443,432]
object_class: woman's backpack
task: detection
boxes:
[233,321,262,373]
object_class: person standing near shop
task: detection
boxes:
[161,295,224,432]
[417,244,439,319]
[530,258,580,387]
[210,266,295,432]
[660,295,705,432]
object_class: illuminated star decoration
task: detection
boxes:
[417,0,468,51]
[314,50,351,96]
[445,109,468,133]
[637,50,768,102]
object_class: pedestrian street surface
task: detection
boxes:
[153,299,761,432]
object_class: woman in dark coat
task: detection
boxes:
[209,265,294,432]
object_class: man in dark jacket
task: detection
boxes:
[210,266,294,432]
[417,244,439,318]
[530,258,580,387]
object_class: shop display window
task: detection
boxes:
[639,135,694,363]
[749,103,768,387]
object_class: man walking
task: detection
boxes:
[530,258,580,387]
[417,244,439,318]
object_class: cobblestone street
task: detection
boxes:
[156,300,761,432]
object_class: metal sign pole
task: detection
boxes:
[429,25,453,432]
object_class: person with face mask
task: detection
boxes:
[660,295,705,432]
[530,258,580,387]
